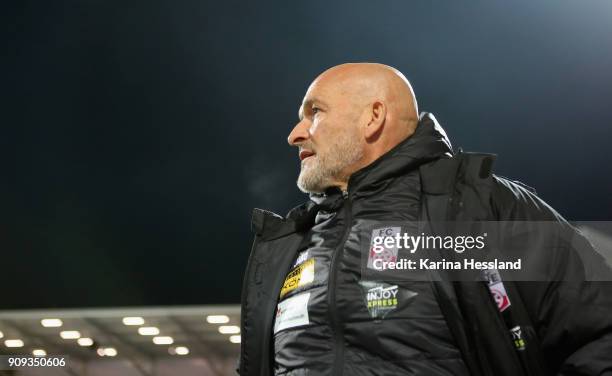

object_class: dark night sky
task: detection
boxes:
[2,1,611,308]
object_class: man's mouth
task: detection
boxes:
[299,150,315,161]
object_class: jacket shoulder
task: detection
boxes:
[491,175,566,222]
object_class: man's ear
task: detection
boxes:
[364,101,386,139]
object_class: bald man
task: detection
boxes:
[289,64,419,194]
[239,63,612,376]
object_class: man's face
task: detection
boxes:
[287,78,365,193]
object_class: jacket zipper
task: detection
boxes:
[329,189,351,376]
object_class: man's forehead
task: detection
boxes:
[296,70,360,119]
[298,81,328,119]
[303,79,326,103]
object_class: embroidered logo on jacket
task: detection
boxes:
[280,258,315,298]
[359,281,404,319]
[274,292,310,334]
[510,325,526,351]
[367,227,401,270]
[483,268,511,312]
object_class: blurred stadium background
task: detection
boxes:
[0,306,239,375]
[2,1,611,374]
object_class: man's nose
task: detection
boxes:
[287,120,310,146]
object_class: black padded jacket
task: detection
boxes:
[239,113,612,376]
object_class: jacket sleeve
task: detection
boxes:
[491,176,612,375]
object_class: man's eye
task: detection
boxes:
[312,107,320,114]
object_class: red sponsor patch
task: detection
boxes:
[489,283,511,312]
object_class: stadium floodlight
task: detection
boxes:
[60,331,81,339]
[122,317,145,326]
[153,336,174,345]
[206,315,230,324]
[138,327,160,336]
[78,338,94,346]
[5,339,24,347]
[41,319,63,328]
[218,325,240,334]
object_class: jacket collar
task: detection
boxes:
[252,201,318,240]
[344,112,453,198]
[307,112,453,203]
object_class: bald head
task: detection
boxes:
[288,63,419,193]
[312,63,419,133]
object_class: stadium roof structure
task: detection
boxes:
[0,305,240,376]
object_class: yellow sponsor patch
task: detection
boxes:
[280,258,315,298]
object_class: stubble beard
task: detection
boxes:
[297,130,364,194]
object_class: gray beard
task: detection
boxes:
[297,133,363,194]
